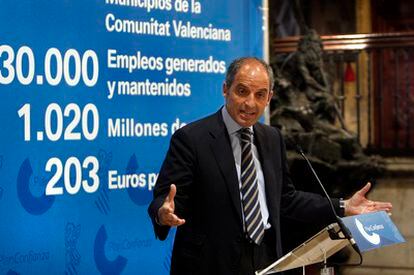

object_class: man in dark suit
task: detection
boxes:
[148,57,392,275]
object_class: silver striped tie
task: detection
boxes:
[240,128,265,244]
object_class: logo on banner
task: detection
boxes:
[95,150,113,215]
[65,222,81,275]
[126,154,152,206]
[94,225,127,274]
[355,218,381,245]
[17,158,55,215]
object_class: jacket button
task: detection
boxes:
[236,235,242,243]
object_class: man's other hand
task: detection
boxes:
[157,184,186,227]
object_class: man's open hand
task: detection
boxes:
[157,184,186,227]
[344,182,393,216]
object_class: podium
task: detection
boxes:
[256,223,347,275]
[256,211,405,275]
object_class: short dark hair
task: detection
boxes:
[225,57,274,91]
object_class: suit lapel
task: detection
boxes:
[209,112,243,226]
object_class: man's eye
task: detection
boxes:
[237,88,247,95]
[257,92,266,99]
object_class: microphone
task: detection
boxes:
[292,142,362,256]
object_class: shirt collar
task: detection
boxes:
[221,106,253,136]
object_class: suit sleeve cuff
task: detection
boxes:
[333,198,346,217]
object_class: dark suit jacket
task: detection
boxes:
[148,110,342,275]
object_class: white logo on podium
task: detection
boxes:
[355,218,381,245]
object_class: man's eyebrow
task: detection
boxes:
[257,88,269,93]
[235,83,249,89]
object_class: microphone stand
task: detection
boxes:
[294,143,363,270]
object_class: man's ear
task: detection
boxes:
[222,82,228,97]
[267,90,274,105]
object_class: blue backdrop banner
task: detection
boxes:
[0,0,264,274]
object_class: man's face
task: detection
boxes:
[223,60,273,127]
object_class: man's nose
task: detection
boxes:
[244,93,255,107]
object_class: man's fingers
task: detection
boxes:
[160,205,174,215]
[357,182,371,197]
[372,201,393,210]
[168,213,186,226]
[157,184,184,226]
[165,184,177,203]
[164,213,186,227]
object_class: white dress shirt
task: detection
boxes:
[221,106,271,230]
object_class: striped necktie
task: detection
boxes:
[239,128,265,244]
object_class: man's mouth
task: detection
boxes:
[240,110,256,117]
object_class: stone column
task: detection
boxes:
[353,0,371,147]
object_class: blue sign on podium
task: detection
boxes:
[342,211,405,252]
